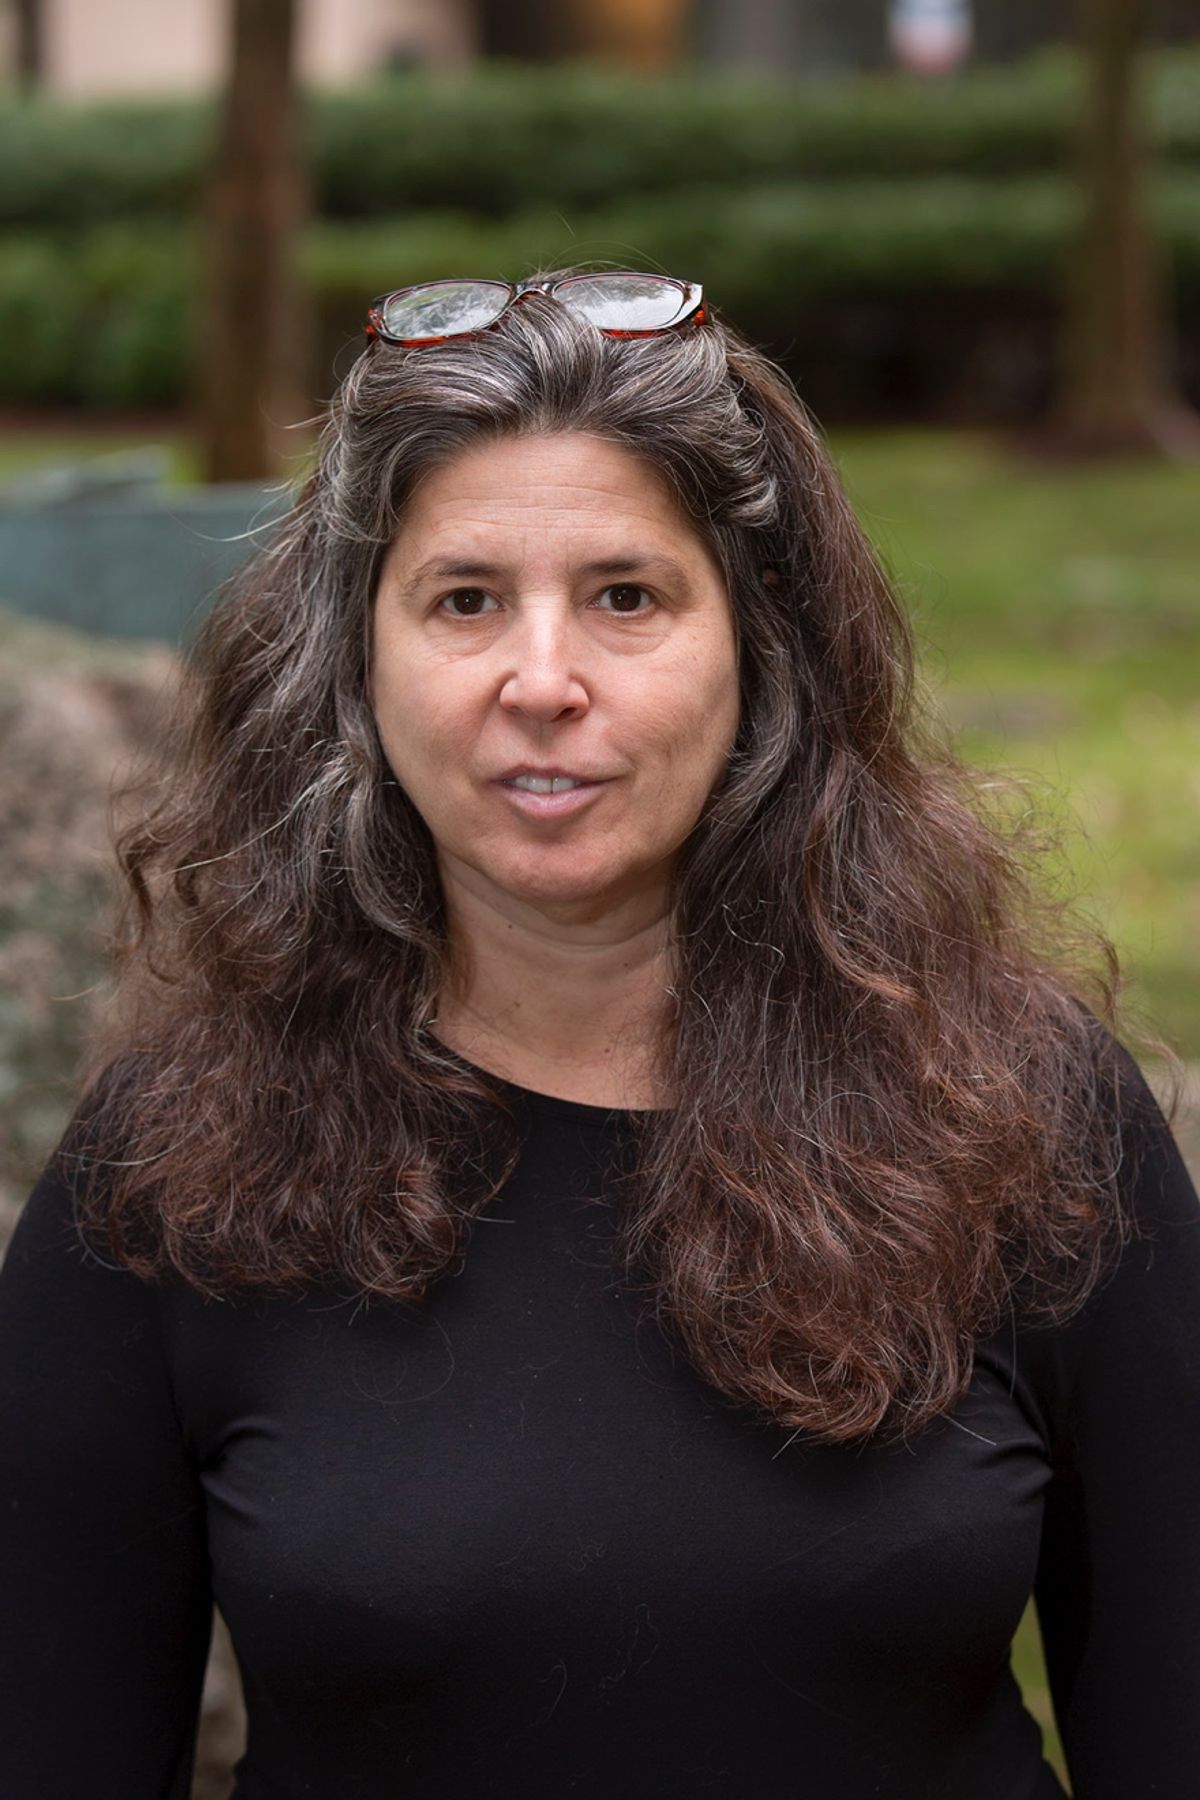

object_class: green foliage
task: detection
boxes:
[306,54,1093,220]
[0,50,1197,229]
[0,225,190,405]
[1,47,1197,410]
[0,97,211,228]
[3,167,1198,409]
[0,236,75,403]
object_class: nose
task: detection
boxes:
[498,606,590,723]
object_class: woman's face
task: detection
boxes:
[370,431,740,922]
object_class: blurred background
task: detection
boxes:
[0,2,1197,1792]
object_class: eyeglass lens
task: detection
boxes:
[554,274,688,330]
[379,280,511,340]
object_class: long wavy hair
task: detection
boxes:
[78,268,1173,1445]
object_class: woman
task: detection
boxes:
[1,268,1197,1797]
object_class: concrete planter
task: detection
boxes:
[0,452,292,645]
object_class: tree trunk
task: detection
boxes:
[13,0,44,91]
[1055,0,1200,455]
[198,0,311,484]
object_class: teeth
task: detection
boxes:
[509,775,583,793]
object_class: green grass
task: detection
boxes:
[833,427,1200,1064]
[0,427,199,484]
[1012,1601,1067,1786]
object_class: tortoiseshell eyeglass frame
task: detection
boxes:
[364,273,707,347]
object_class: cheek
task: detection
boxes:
[373,659,466,769]
[690,631,740,741]
[708,645,741,737]
[647,648,739,790]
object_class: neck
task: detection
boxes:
[430,855,676,1108]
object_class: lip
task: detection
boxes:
[495,765,611,783]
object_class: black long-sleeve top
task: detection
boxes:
[1,1048,1198,1798]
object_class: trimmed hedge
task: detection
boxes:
[4,174,1199,409]
[0,50,1198,230]
[0,228,189,406]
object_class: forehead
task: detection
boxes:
[396,432,691,536]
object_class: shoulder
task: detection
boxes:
[1098,1033,1198,1243]
[1028,1029,1200,1419]
[2,1058,152,1304]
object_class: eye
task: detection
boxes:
[594,583,654,615]
[438,588,498,618]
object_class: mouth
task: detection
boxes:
[504,773,591,794]
[494,772,611,819]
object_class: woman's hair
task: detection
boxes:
[79,265,1174,1445]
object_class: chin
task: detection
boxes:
[492,853,639,913]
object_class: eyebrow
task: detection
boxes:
[397,551,692,593]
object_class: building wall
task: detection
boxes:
[8,0,1196,96]
[27,0,474,97]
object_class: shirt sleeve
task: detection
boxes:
[0,1114,213,1799]
[1033,1048,1200,1797]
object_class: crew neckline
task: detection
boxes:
[490,1070,660,1129]
[428,1036,667,1128]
